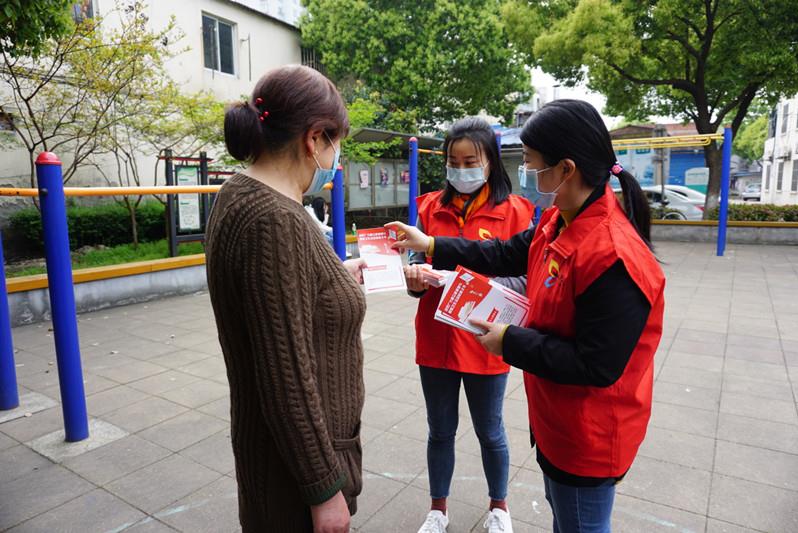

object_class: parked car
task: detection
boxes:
[641,186,705,221]
[663,185,707,208]
[741,183,761,202]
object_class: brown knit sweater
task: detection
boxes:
[205,174,367,532]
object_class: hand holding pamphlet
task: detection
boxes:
[434,266,531,335]
[357,228,408,294]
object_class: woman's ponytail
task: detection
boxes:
[224,101,264,162]
[615,167,652,249]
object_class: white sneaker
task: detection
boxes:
[483,508,513,533]
[417,510,449,533]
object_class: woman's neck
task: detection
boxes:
[244,156,307,204]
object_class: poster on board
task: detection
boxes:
[176,166,201,231]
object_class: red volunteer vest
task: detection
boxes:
[416,190,534,375]
[524,185,665,477]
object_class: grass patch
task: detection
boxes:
[6,239,205,278]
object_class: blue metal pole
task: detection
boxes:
[36,152,89,442]
[409,137,419,224]
[716,127,733,257]
[0,232,18,411]
[495,130,502,156]
[332,165,346,261]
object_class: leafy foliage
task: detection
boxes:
[303,0,530,127]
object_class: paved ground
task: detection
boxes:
[1,242,798,532]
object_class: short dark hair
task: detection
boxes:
[440,117,512,206]
[224,65,349,163]
[520,99,652,248]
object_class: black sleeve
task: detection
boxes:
[502,260,651,387]
[432,228,534,277]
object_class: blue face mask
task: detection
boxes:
[306,132,340,195]
[446,166,487,194]
[518,164,563,209]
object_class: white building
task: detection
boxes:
[0,0,305,208]
[762,95,798,205]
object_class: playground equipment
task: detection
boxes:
[0,127,732,440]
[0,153,347,440]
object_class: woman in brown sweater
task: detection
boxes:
[205,65,367,533]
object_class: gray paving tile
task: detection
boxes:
[138,410,228,452]
[612,494,707,533]
[720,391,798,425]
[85,385,149,416]
[726,334,783,351]
[27,418,128,462]
[196,395,231,422]
[360,395,419,431]
[179,430,234,475]
[148,350,212,370]
[363,368,402,394]
[617,456,711,515]
[372,377,426,407]
[670,339,726,357]
[7,488,145,533]
[0,444,52,483]
[159,380,229,409]
[177,356,227,382]
[724,343,785,364]
[0,464,94,530]
[664,351,724,373]
[649,402,718,438]
[155,475,239,533]
[637,426,715,471]
[93,359,169,384]
[705,518,759,533]
[709,474,798,532]
[352,472,407,530]
[0,406,66,442]
[505,467,554,530]
[656,365,722,390]
[365,353,417,376]
[0,391,57,424]
[363,431,427,480]
[359,483,485,533]
[724,359,789,382]
[0,430,17,450]
[105,454,221,514]
[102,396,188,433]
[127,370,202,395]
[717,412,798,455]
[653,381,720,411]
[676,328,727,345]
[722,373,795,402]
[714,440,798,492]
[62,434,171,485]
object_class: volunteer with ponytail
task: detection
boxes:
[389,100,665,533]
[405,117,533,533]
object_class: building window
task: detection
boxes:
[763,164,770,190]
[202,14,236,75]
[775,161,783,191]
[72,0,94,22]
[768,108,778,138]
[301,47,325,74]
[781,103,789,135]
[792,162,798,192]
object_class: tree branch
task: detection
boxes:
[607,63,699,98]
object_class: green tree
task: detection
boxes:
[302,0,530,127]
[0,0,74,56]
[0,1,183,189]
[502,0,798,213]
[733,114,767,163]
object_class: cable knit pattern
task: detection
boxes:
[205,173,366,532]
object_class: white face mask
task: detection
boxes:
[446,166,487,194]
[518,164,566,209]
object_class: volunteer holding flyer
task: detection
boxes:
[389,100,665,533]
[404,117,533,533]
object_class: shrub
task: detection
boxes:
[9,202,166,254]
[707,203,798,222]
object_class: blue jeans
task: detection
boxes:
[543,474,615,533]
[419,366,509,500]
